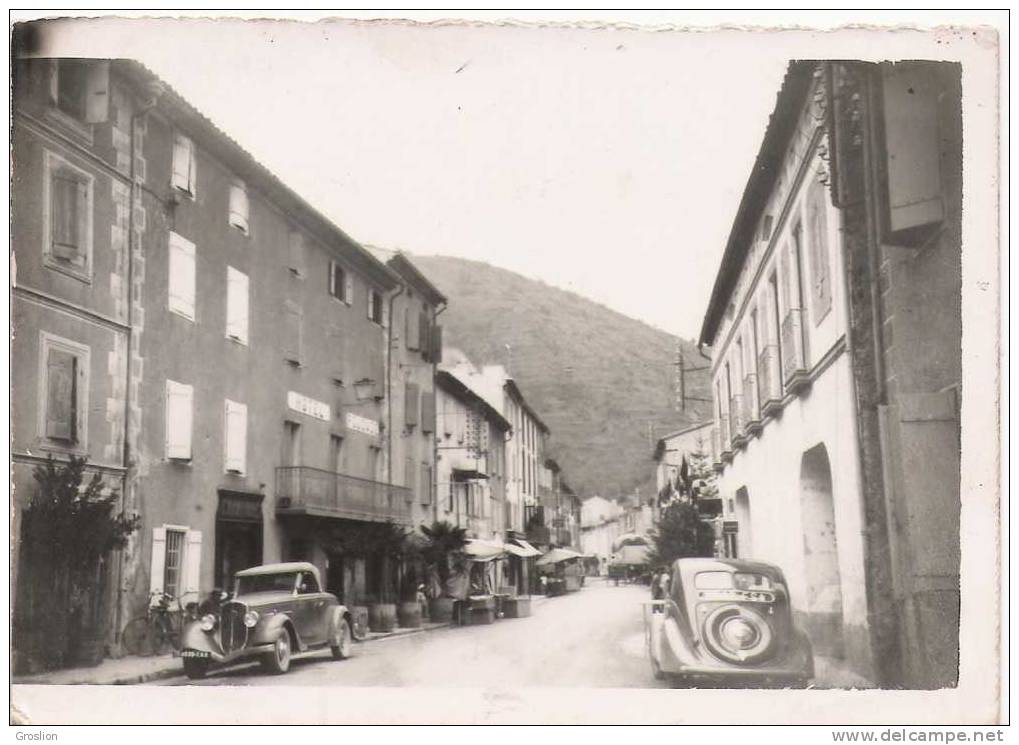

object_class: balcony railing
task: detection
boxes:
[758,343,783,416]
[743,373,762,434]
[276,466,413,524]
[781,308,810,392]
[718,413,733,462]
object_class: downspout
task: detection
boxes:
[385,283,405,490]
[431,300,447,524]
[117,82,162,647]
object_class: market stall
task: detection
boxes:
[536,547,585,595]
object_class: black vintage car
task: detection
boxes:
[645,557,813,687]
[180,562,354,679]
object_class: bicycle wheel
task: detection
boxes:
[122,616,154,657]
[151,615,174,656]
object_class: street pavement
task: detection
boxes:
[160,578,668,688]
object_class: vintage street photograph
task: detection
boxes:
[8,11,1003,727]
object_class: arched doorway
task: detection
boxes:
[734,487,752,558]
[799,443,845,658]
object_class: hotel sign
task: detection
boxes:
[287,391,331,422]
[346,412,380,437]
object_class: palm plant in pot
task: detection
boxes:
[419,520,468,623]
[364,522,407,633]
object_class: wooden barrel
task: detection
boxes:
[428,597,455,623]
[397,602,422,628]
[368,603,397,633]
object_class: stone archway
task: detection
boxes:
[799,443,845,658]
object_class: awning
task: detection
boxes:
[452,468,489,481]
[536,547,584,566]
[461,538,507,562]
[503,539,542,558]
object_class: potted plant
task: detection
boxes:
[419,520,468,622]
[16,456,139,672]
[396,536,426,628]
[364,522,406,633]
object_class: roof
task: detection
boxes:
[653,420,714,460]
[108,59,400,292]
[364,246,448,306]
[504,379,550,433]
[698,61,818,347]
[235,562,318,577]
[436,369,512,431]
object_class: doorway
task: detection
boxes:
[733,487,752,558]
[799,442,845,658]
[215,490,264,590]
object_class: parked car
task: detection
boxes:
[180,562,354,679]
[645,557,813,687]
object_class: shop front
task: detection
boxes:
[214,489,265,590]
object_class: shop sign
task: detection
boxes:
[346,412,380,437]
[287,391,330,422]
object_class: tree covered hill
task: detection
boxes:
[411,254,712,500]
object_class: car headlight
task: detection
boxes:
[200,614,217,632]
[243,610,260,628]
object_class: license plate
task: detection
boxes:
[181,649,211,659]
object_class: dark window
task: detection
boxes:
[49,166,89,269]
[369,290,384,324]
[329,262,348,301]
[56,61,88,121]
[298,571,319,594]
[45,347,78,442]
[163,528,186,600]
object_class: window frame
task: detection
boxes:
[225,266,250,346]
[165,379,194,462]
[223,398,248,475]
[36,331,90,454]
[227,180,250,234]
[42,150,94,283]
[167,231,197,322]
[171,132,197,198]
[329,261,352,304]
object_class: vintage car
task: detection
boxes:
[180,562,354,679]
[645,557,814,687]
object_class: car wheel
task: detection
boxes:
[330,619,353,660]
[183,658,209,680]
[262,629,292,674]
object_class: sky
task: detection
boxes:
[30,14,800,338]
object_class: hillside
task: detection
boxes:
[412,255,712,500]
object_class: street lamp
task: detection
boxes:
[338,378,377,407]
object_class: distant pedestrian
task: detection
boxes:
[657,568,671,599]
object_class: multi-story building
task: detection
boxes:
[12,58,431,666]
[434,368,511,542]
[366,247,446,531]
[698,61,961,688]
[651,421,713,497]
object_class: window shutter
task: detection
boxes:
[283,302,302,364]
[405,456,416,494]
[429,324,444,364]
[165,380,193,460]
[172,135,192,192]
[344,273,353,305]
[73,178,89,267]
[50,171,79,260]
[414,312,427,353]
[367,290,373,320]
[84,61,110,123]
[779,248,792,314]
[328,261,337,297]
[226,267,249,344]
[224,400,247,474]
[405,382,420,428]
[45,348,77,441]
[183,530,203,596]
[168,233,196,320]
[288,230,304,276]
[228,183,249,232]
[421,391,436,433]
[381,296,389,328]
[881,63,945,237]
[421,464,431,505]
[807,178,832,324]
[149,527,167,595]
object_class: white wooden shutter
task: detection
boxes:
[224,399,247,474]
[283,302,302,364]
[172,135,192,192]
[165,380,193,460]
[226,267,249,344]
[328,261,337,296]
[381,295,389,328]
[150,527,167,594]
[183,530,203,596]
[344,273,353,305]
[367,290,374,320]
[228,182,249,232]
[84,61,110,123]
[168,232,196,320]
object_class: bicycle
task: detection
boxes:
[121,591,199,656]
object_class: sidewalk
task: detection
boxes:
[13,620,450,686]
[812,655,876,690]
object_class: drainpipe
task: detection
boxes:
[116,81,162,647]
[431,300,447,524]
[385,283,405,491]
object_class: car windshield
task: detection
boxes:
[235,572,298,596]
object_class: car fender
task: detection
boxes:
[181,622,224,657]
[252,611,301,649]
[326,605,353,639]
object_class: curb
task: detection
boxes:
[15,622,456,686]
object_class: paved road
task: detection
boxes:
[161,579,666,688]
